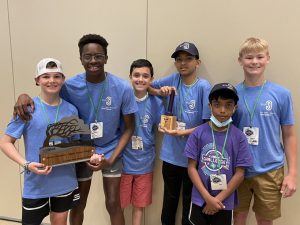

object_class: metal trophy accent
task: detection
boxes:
[39,116,95,167]
[160,89,177,130]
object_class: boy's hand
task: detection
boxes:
[89,153,104,165]
[281,174,297,198]
[87,155,111,171]
[13,94,35,121]
[159,86,176,96]
[202,196,225,215]
[28,162,52,175]
[158,125,184,136]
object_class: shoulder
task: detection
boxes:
[107,73,131,88]
[266,81,291,95]
[61,99,78,113]
[65,73,85,86]
[230,125,246,140]
[192,122,210,136]
[196,78,211,89]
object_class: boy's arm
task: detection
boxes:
[159,126,197,137]
[187,158,224,214]
[13,94,35,121]
[281,125,297,197]
[215,167,245,203]
[87,113,135,170]
[0,135,51,175]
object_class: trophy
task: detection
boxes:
[160,89,177,130]
[39,116,95,167]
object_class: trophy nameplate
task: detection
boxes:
[160,89,177,130]
[39,116,94,167]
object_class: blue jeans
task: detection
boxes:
[161,161,192,225]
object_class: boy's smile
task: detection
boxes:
[35,72,65,95]
[130,67,153,97]
[239,50,270,77]
[80,43,107,78]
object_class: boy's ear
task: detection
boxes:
[233,105,237,113]
[34,78,39,86]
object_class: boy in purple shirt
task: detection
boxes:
[184,83,252,225]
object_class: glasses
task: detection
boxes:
[82,54,106,62]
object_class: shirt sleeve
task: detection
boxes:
[184,131,199,161]
[121,84,138,115]
[236,133,253,168]
[5,117,26,139]
[201,80,212,120]
[280,90,295,125]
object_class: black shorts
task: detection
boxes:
[22,189,79,225]
[76,162,93,182]
[189,203,232,225]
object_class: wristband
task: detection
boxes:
[23,161,31,174]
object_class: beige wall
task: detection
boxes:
[1,0,299,224]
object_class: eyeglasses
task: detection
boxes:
[82,54,106,62]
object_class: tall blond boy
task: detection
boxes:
[233,37,297,225]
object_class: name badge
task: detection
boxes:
[176,121,186,131]
[243,127,259,145]
[90,122,103,139]
[210,174,227,190]
[132,136,143,150]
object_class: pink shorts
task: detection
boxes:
[120,172,153,208]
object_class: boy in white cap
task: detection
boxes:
[0,58,79,225]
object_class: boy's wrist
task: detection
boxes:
[22,161,31,173]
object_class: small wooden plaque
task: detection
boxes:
[160,115,177,130]
[40,144,95,167]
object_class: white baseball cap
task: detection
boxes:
[36,58,64,78]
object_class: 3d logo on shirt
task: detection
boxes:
[188,100,196,110]
[265,100,272,111]
[200,143,230,176]
[142,114,150,124]
[106,96,112,106]
[260,100,275,117]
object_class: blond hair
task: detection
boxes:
[239,37,269,57]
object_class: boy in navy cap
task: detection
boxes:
[184,83,252,225]
[149,42,211,225]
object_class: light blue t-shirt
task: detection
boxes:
[122,95,164,174]
[60,72,138,158]
[5,97,78,199]
[152,73,211,167]
[233,81,294,177]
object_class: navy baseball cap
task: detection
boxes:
[209,83,239,102]
[171,42,199,59]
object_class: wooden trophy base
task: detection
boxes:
[160,115,177,130]
[40,143,95,167]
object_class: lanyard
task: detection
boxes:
[85,74,107,122]
[242,81,266,127]
[177,77,198,121]
[39,97,61,125]
[134,94,148,136]
[211,123,230,174]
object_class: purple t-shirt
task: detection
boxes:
[184,122,252,210]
